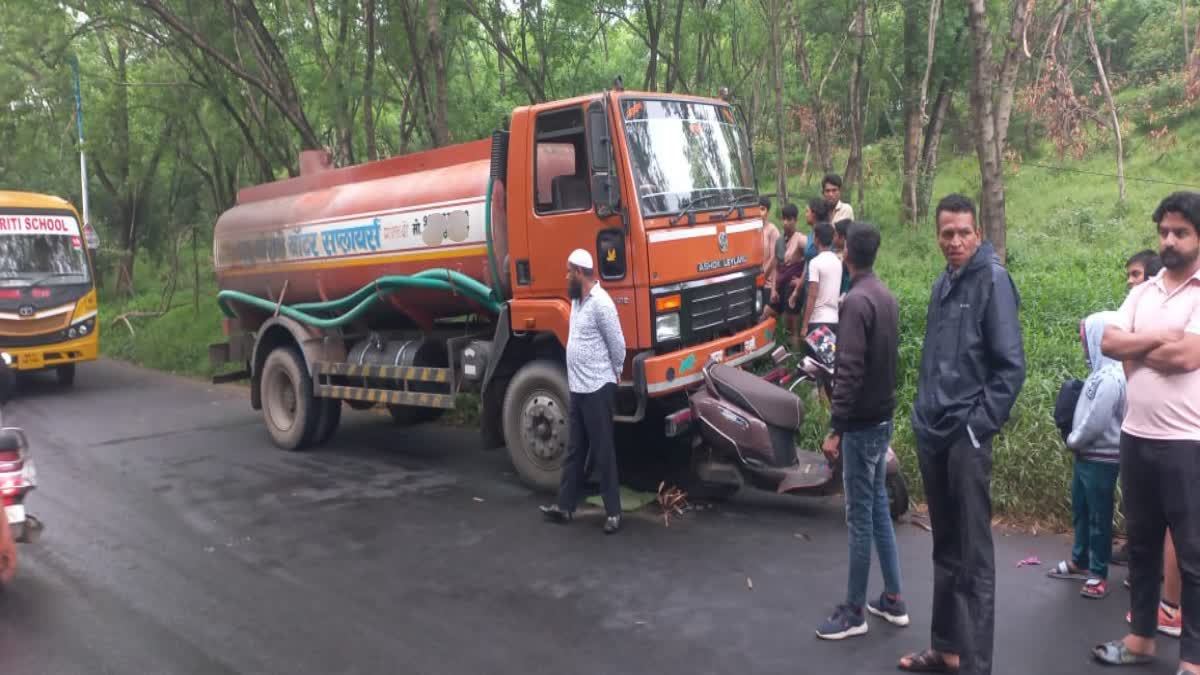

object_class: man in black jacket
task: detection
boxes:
[815,222,907,641]
[898,194,1026,675]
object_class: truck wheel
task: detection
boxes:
[260,346,319,451]
[313,398,342,446]
[887,472,910,521]
[56,364,76,387]
[502,360,570,492]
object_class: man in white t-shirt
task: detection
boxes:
[791,222,843,337]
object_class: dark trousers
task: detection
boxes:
[1121,433,1200,663]
[917,433,995,675]
[557,383,621,517]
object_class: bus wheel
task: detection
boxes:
[502,360,569,493]
[260,346,318,451]
[56,364,76,387]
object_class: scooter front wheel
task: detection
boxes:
[887,472,910,520]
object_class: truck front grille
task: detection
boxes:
[654,270,758,351]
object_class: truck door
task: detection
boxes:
[520,103,639,348]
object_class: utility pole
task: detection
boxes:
[70,54,98,250]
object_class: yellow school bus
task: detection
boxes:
[0,191,98,386]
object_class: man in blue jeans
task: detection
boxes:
[816,222,907,640]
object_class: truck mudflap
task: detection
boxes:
[641,319,776,397]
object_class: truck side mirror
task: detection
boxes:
[587,101,620,215]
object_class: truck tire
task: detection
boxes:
[502,360,570,492]
[314,398,342,446]
[260,346,319,451]
[56,363,76,387]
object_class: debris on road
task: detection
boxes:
[746,577,754,590]
[794,532,811,541]
[1016,555,1042,568]
[657,482,688,527]
[473,497,485,503]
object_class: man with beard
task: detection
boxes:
[1094,192,1200,673]
[540,249,627,534]
[900,194,1026,675]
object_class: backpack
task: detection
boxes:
[1054,378,1085,444]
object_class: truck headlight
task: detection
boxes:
[656,313,681,342]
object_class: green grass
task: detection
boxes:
[99,89,1200,522]
[99,257,227,377]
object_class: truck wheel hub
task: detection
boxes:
[521,393,565,463]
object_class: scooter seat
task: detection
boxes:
[708,363,804,431]
[0,429,21,453]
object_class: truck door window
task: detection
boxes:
[534,108,591,214]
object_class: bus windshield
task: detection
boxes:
[0,213,91,287]
[621,98,755,219]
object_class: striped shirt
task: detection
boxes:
[566,283,626,393]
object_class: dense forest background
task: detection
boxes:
[3,0,1200,517]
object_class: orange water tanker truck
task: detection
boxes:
[209,88,776,491]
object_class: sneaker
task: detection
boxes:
[816,604,869,640]
[1125,601,1183,637]
[867,593,910,626]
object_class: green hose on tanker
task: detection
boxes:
[216,268,502,329]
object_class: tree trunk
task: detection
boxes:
[1184,0,1192,62]
[364,0,378,160]
[900,0,923,224]
[643,0,662,91]
[1085,4,1125,201]
[427,0,450,145]
[964,0,1031,261]
[665,0,686,92]
[919,83,953,218]
[844,0,867,204]
[768,0,786,201]
[902,0,942,224]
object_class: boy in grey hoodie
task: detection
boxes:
[1048,311,1125,598]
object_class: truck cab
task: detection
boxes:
[485,90,774,487]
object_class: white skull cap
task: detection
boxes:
[567,248,594,270]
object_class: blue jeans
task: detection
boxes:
[1070,458,1119,579]
[842,420,903,609]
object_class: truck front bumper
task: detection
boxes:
[640,318,776,397]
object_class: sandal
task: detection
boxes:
[1092,640,1154,665]
[1048,560,1089,580]
[1082,578,1111,599]
[898,649,959,672]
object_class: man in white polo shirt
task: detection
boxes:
[539,249,627,534]
[1093,192,1200,672]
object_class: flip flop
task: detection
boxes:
[898,649,959,673]
[1082,578,1111,599]
[1092,640,1154,665]
[1048,560,1089,580]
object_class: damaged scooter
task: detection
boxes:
[0,352,44,586]
[664,328,909,519]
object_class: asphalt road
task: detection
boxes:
[0,359,1185,674]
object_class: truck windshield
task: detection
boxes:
[0,213,91,286]
[621,99,755,219]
